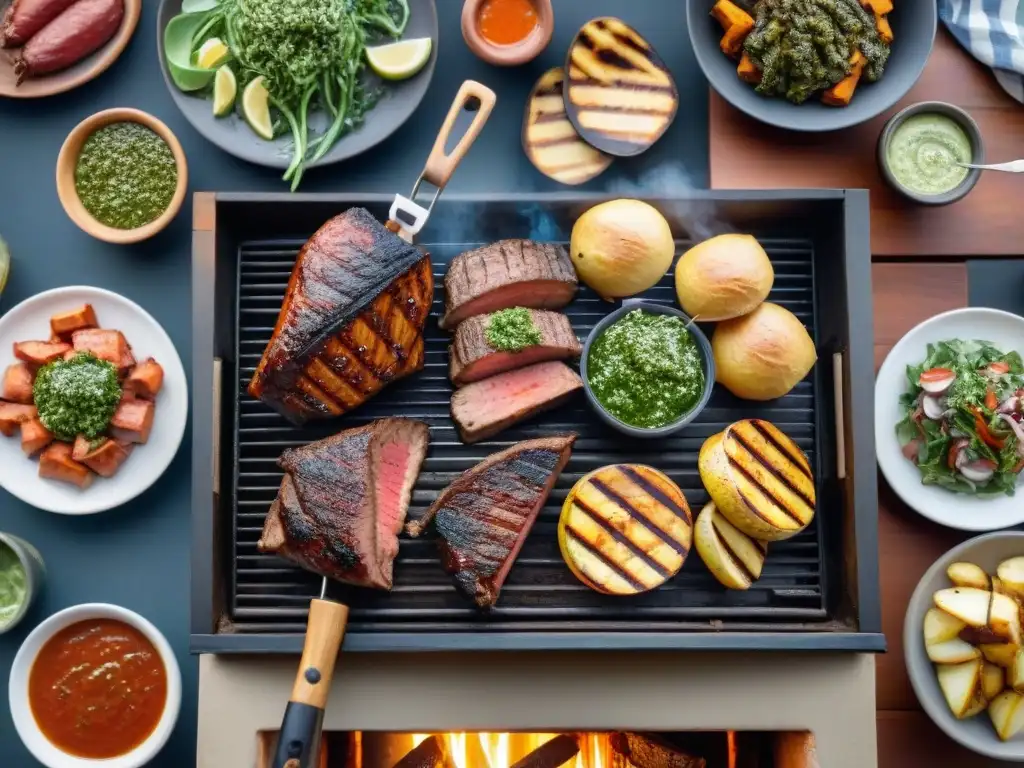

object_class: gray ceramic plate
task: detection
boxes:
[904,531,1024,760]
[686,0,936,132]
[156,0,437,170]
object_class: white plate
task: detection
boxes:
[876,308,1024,531]
[0,287,187,515]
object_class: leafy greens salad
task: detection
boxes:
[896,339,1024,497]
[165,0,413,190]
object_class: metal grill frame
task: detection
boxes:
[191,190,883,654]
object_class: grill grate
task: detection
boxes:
[229,237,826,635]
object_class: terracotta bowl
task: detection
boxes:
[56,108,188,245]
[461,0,553,66]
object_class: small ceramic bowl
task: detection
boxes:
[580,300,715,439]
[56,108,188,245]
[461,0,554,66]
[9,603,182,768]
[0,532,45,635]
[877,101,984,206]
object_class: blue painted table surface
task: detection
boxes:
[0,1,707,765]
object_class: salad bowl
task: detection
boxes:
[876,308,1024,531]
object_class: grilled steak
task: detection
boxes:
[452,361,583,443]
[450,309,581,386]
[258,418,429,590]
[439,239,577,330]
[249,207,433,425]
[406,435,576,607]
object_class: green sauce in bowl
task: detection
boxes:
[886,113,972,196]
[0,540,27,629]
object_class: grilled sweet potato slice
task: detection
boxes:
[50,304,98,339]
[72,435,132,477]
[38,442,93,488]
[71,328,132,371]
[0,401,38,436]
[14,340,71,367]
[125,358,163,399]
[109,397,154,444]
[20,418,53,456]
[2,363,34,404]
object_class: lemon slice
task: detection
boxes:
[213,65,237,118]
[366,38,432,81]
[0,237,10,297]
[242,76,274,140]
[196,37,229,70]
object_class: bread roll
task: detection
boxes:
[674,234,773,321]
[712,302,816,400]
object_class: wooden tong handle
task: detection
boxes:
[422,80,496,190]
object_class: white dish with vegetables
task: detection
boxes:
[876,308,1024,531]
[0,287,187,515]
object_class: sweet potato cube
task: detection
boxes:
[49,304,98,340]
[711,0,755,32]
[71,329,130,370]
[125,359,164,399]
[39,442,93,488]
[72,436,132,478]
[14,340,72,367]
[0,401,37,437]
[20,418,53,457]
[3,363,34,404]
[822,51,867,107]
[861,0,893,14]
[109,397,154,444]
[737,52,762,83]
[876,14,893,44]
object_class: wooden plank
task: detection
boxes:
[878,711,1020,767]
[709,32,1024,257]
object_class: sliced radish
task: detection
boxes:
[902,440,921,461]
[999,413,1024,444]
[961,460,997,483]
[920,367,956,394]
[989,361,1011,375]
[998,396,1020,414]
[922,395,946,420]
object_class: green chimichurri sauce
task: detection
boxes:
[587,309,706,429]
[486,307,542,352]
[0,542,26,628]
[75,122,178,230]
[886,114,972,196]
[33,353,122,442]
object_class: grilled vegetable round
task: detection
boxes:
[694,501,767,590]
[698,419,816,541]
[558,464,692,594]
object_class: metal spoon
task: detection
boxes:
[957,159,1024,173]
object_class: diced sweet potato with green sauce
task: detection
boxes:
[861,0,893,15]
[876,14,893,44]
[109,397,154,444]
[21,418,53,456]
[50,304,98,340]
[125,359,164,399]
[72,435,132,478]
[71,329,131,371]
[737,52,761,83]
[711,0,754,32]
[3,363,34,404]
[39,442,93,488]
[0,402,37,437]
[14,340,72,367]
[822,50,867,107]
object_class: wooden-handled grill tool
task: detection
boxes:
[271,79,496,768]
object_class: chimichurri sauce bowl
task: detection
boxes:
[581,301,715,438]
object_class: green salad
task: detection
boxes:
[896,339,1024,497]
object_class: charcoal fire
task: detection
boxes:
[509,735,581,768]
[609,733,706,768]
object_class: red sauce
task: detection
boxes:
[28,619,168,759]
[478,0,538,46]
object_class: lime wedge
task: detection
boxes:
[242,76,274,140]
[0,237,10,297]
[213,65,237,118]
[366,38,432,81]
[196,37,230,70]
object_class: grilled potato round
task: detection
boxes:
[694,501,767,590]
[558,464,692,595]
[698,419,816,542]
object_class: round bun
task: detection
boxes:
[674,234,773,321]
[712,302,817,401]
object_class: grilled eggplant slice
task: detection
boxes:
[523,67,612,185]
[564,17,678,157]
[558,464,692,595]
[694,501,767,590]
[698,419,816,541]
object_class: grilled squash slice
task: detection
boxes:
[523,67,613,185]
[698,419,816,542]
[694,501,767,590]
[564,17,678,157]
[558,464,692,595]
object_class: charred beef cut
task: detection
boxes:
[439,239,577,330]
[406,435,576,607]
[450,309,581,386]
[452,361,584,443]
[249,208,433,425]
[258,418,429,590]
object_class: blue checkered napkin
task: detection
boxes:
[939,0,1024,102]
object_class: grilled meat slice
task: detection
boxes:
[258,418,429,590]
[407,435,576,607]
[249,207,433,425]
[439,239,577,330]
[450,309,581,386]
[452,361,584,443]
